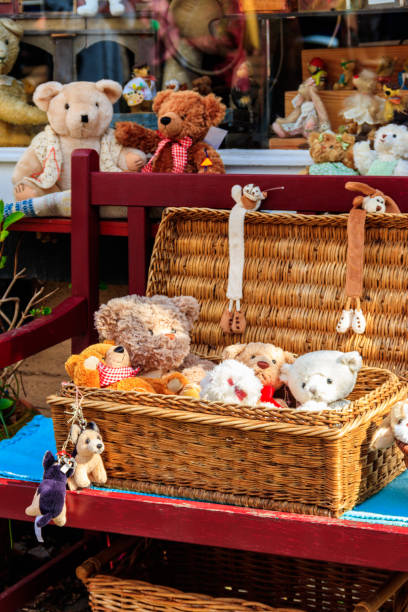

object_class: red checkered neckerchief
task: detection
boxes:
[97,361,140,388]
[142,135,193,174]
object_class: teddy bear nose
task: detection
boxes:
[81,114,89,123]
[114,346,124,353]
[160,116,171,126]
[165,333,175,340]
[97,443,103,449]
[257,361,269,369]
[376,205,382,212]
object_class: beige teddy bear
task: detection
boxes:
[94,295,213,395]
[12,79,147,202]
[0,18,48,147]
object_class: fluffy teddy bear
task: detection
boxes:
[12,80,147,202]
[371,401,408,467]
[221,342,295,406]
[114,89,226,174]
[65,342,190,396]
[0,19,48,147]
[280,350,362,411]
[200,360,263,407]
[353,123,408,176]
[305,131,358,175]
[94,295,212,389]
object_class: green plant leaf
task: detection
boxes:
[0,255,6,269]
[0,200,4,224]
[0,398,14,411]
[0,230,9,242]
[3,211,24,229]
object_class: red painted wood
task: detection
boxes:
[0,297,87,368]
[71,150,100,353]
[0,537,94,612]
[1,478,408,572]
[128,207,147,295]
[89,171,408,212]
[11,217,129,237]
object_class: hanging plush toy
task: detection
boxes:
[25,450,76,542]
[336,181,401,335]
[67,422,107,491]
[220,184,267,334]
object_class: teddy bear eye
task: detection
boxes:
[97,435,101,440]
[95,102,99,107]
[393,134,397,138]
[171,329,177,334]
[85,438,90,444]
[251,355,256,359]
[5,39,8,45]
[65,103,69,110]
[302,382,306,388]
[327,378,333,384]
[148,329,154,335]
[398,418,404,425]
[181,115,186,120]
[272,359,276,364]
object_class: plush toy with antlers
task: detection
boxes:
[336,181,401,335]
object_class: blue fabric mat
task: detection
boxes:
[1,415,408,526]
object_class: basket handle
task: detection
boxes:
[76,536,134,583]
[353,572,408,612]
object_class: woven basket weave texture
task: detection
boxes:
[49,208,408,517]
[77,538,407,612]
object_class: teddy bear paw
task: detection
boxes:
[352,309,366,334]
[84,355,100,370]
[336,309,353,334]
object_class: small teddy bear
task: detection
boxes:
[66,342,190,396]
[370,401,408,467]
[305,131,358,175]
[280,350,362,411]
[114,89,226,174]
[342,69,385,137]
[25,450,75,542]
[221,342,295,407]
[200,359,263,407]
[353,123,408,176]
[333,59,356,91]
[67,422,107,491]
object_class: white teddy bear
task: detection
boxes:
[353,123,408,176]
[370,401,408,456]
[200,359,262,407]
[280,350,362,411]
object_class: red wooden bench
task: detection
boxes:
[1,150,408,599]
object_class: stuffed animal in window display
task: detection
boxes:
[307,57,327,90]
[341,70,385,139]
[333,59,356,91]
[279,350,362,412]
[371,401,408,467]
[382,84,406,123]
[376,55,396,88]
[272,78,330,139]
[305,131,358,175]
[123,64,157,112]
[398,60,408,90]
[353,123,408,176]
[336,182,401,336]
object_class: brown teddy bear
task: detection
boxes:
[65,342,190,395]
[114,89,226,174]
[12,80,147,202]
[94,295,213,390]
[304,131,358,175]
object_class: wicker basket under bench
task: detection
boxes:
[49,208,408,517]
[76,537,408,612]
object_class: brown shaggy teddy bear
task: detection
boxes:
[115,89,226,174]
[65,341,190,395]
[94,295,213,389]
[305,131,358,175]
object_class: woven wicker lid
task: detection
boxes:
[147,207,408,376]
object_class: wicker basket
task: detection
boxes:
[76,537,408,612]
[49,209,408,517]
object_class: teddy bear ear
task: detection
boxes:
[279,362,292,383]
[203,94,226,126]
[42,450,56,470]
[95,79,122,104]
[345,181,376,197]
[86,421,100,433]
[370,415,394,450]
[33,81,63,111]
[171,296,200,328]
[338,351,362,373]
[222,344,246,360]
[152,89,173,114]
[1,18,23,38]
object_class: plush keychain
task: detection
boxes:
[25,450,76,542]
[371,401,408,467]
[336,182,401,335]
[220,185,283,334]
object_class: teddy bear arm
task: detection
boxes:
[118,147,147,172]
[90,458,107,484]
[353,141,376,175]
[12,147,43,186]
[115,121,160,154]
[72,464,91,488]
[194,143,225,174]
[0,91,47,126]
[111,377,156,393]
